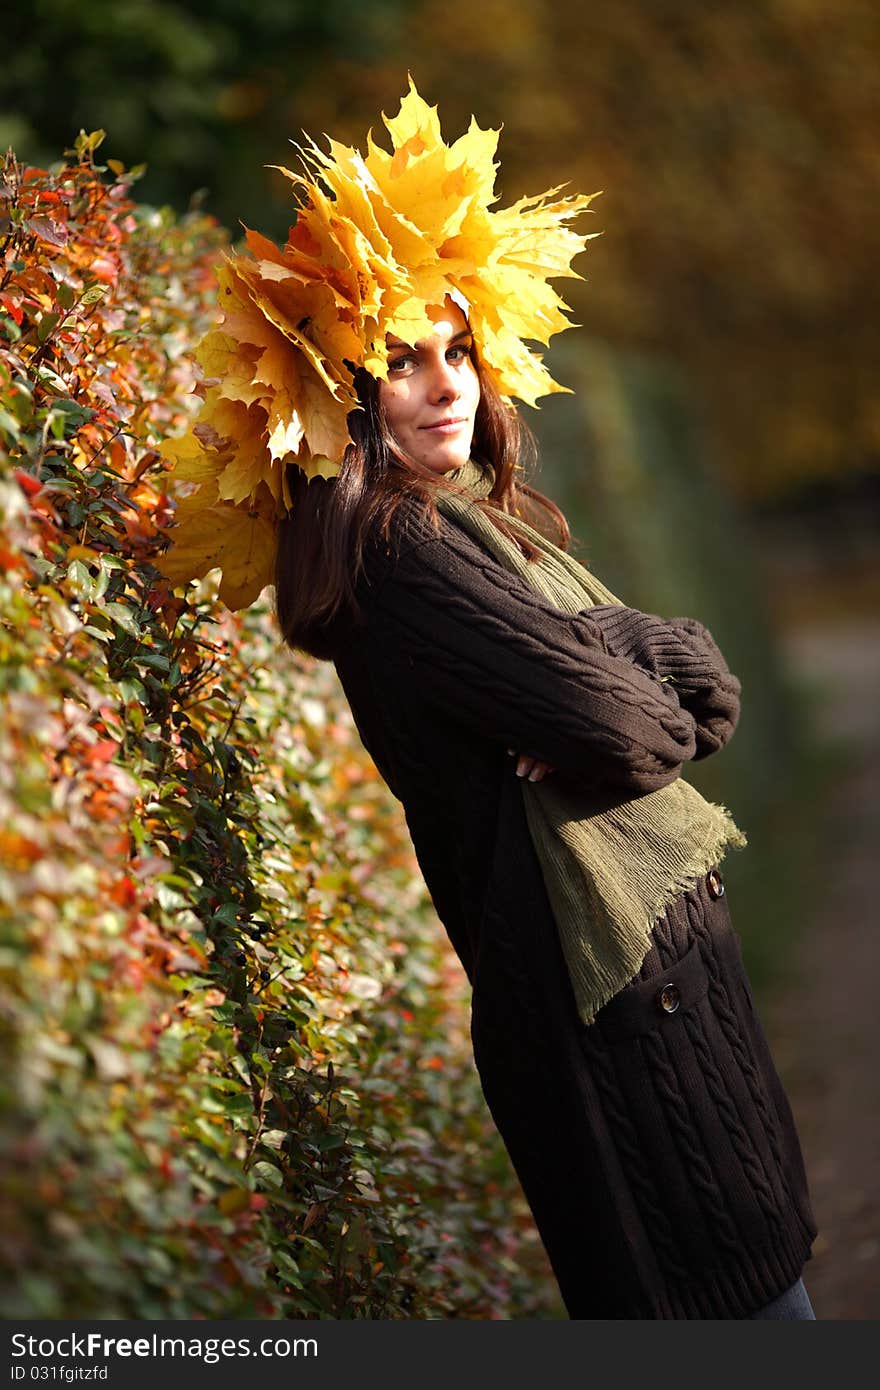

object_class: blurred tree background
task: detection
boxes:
[3,0,877,1317]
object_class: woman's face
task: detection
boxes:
[378,299,481,474]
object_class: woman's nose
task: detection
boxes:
[428,357,459,402]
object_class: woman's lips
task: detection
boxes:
[419,417,469,433]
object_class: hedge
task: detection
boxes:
[0,134,558,1319]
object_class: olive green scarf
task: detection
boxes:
[438,458,747,1025]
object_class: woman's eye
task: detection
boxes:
[387,355,415,373]
[447,345,470,362]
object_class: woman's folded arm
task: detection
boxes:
[362,522,700,796]
[586,604,741,759]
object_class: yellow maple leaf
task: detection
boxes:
[159,429,218,484]
[155,478,278,610]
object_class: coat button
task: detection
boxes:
[706,867,725,899]
[657,983,681,1014]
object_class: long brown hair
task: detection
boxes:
[273,345,572,659]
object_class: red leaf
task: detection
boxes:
[14,469,42,499]
[84,739,121,766]
[0,294,23,325]
[109,875,138,908]
[25,215,69,247]
[89,256,119,286]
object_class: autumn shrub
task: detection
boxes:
[0,136,558,1319]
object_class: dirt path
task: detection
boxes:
[764,619,880,1320]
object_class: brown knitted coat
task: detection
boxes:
[325,502,817,1318]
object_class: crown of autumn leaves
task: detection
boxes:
[155,78,601,611]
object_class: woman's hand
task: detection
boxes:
[507,748,555,782]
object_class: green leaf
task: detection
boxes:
[55,398,97,428]
[314,1132,346,1152]
[37,311,60,343]
[250,1161,284,1191]
[75,129,107,155]
[66,559,93,596]
[0,406,21,441]
[212,903,239,928]
[80,285,108,308]
[259,1130,288,1150]
[220,1093,254,1116]
[118,677,147,703]
[92,564,110,601]
[271,1249,302,1284]
[103,603,141,636]
[211,1003,239,1023]
[81,624,113,643]
[49,411,68,442]
[136,651,170,673]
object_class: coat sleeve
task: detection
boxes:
[363,521,700,796]
[585,604,742,759]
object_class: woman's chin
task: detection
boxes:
[423,445,472,475]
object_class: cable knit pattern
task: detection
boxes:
[360,495,749,1025]
[365,520,702,792]
[587,604,743,760]
[327,502,816,1318]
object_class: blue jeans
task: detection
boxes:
[749,1277,816,1320]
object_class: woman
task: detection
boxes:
[273,292,817,1319]
[162,83,818,1318]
